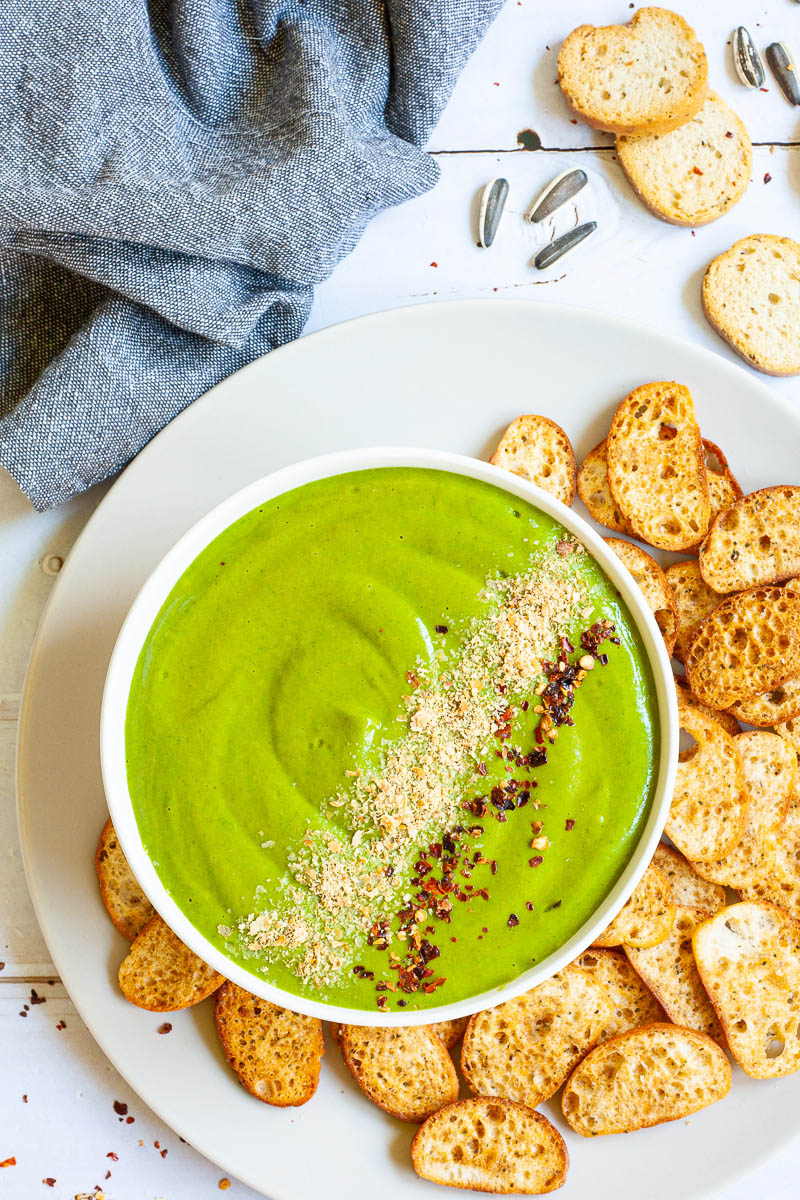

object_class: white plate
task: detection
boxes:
[18,300,800,1200]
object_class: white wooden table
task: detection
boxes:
[2,4,799,1196]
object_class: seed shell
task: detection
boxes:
[732,27,765,89]
[534,222,596,271]
[477,177,510,248]
[528,168,588,223]
[766,43,800,106]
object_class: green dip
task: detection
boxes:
[126,467,658,1012]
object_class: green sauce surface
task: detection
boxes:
[126,468,658,1011]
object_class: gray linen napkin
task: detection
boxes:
[0,0,503,510]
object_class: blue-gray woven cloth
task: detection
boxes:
[0,0,502,510]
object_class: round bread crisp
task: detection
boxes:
[573,947,664,1040]
[411,1098,569,1195]
[673,676,740,738]
[728,676,800,727]
[606,381,710,551]
[699,486,800,592]
[576,440,632,533]
[702,234,800,376]
[692,730,796,891]
[693,901,800,1079]
[617,92,751,226]
[339,1024,459,1123]
[557,8,708,137]
[118,914,224,1011]
[624,905,725,1046]
[561,1023,731,1136]
[593,862,675,949]
[740,788,800,921]
[214,982,324,1107]
[429,1016,469,1050]
[490,414,576,505]
[684,586,800,710]
[461,964,612,1109]
[665,560,727,664]
[702,439,743,525]
[603,537,678,654]
[95,818,155,941]
[652,842,726,914]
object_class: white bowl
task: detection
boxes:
[101,446,677,1026]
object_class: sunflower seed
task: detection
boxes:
[477,178,509,248]
[533,222,597,271]
[732,26,765,88]
[766,43,800,106]
[528,168,588,223]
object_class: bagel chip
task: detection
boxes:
[664,699,747,862]
[593,862,675,949]
[490,415,576,505]
[693,901,800,1078]
[461,964,612,1109]
[562,1023,730,1136]
[214,982,324,1106]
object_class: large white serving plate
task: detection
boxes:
[17,300,800,1199]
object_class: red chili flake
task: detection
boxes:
[113,1100,128,1116]
[405,669,420,688]
[435,624,448,634]
[764,173,772,184]
[565,819,575,831]
[507,913,520,927]
[30,989,46,1005]
[154,1141,160,1150]
[43,1179,56,1188]
[106,1152,118,1161]
[430,261,438,267]
[545,900,562,912]
[105,1171,112,1180]
[0,962,5,971]
[529,856,544,868]
[19,1011,27,1018]
[725,131,734,138]
[157,1022,172,1035]
[0,1158,16,1168]
[22,1095,28,1103]
[56,1021,66,1031]
[525,901,534,912]
[161,1149,168,1159]
[692,166,703,175]
[476,762,488,777]
[126,1116,135,1124]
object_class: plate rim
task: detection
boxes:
[16,297,800,1199]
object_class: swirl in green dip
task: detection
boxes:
[126,468,658,1012]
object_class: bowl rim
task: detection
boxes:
[100,445,678,1025]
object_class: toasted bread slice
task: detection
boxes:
[617,92,750,226]
[411,1098,568,1194]
[95,818,154,942]
[740,788,800,920]
[693,901,800,1078]
[603,538,678,654]
[557,8,708,137]
[339,1024,458,1122]
[593,862,675,949]
[118,914,223,1011]
[652,843,726,913]
[490,415,576,505]
[461,964,612,1108]
[562,1023,730,1135]
[702,234,800,376]
[573,947,664,1039]
[429,1017,469,1050]
[606,382,710,551]
[684,586,800,710]
[214,982,324,1106]
[775,713,800,757]
[693,731,796,890]
[665,561,727,664]
[625,906,724,1044]
[576,440,632,533]
[702,439,743,524]
[674,675,740,738]
[728,676,800,726]
[699,486,800,592]
[664,698,747,862]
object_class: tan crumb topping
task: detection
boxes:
[235,541,588,990]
